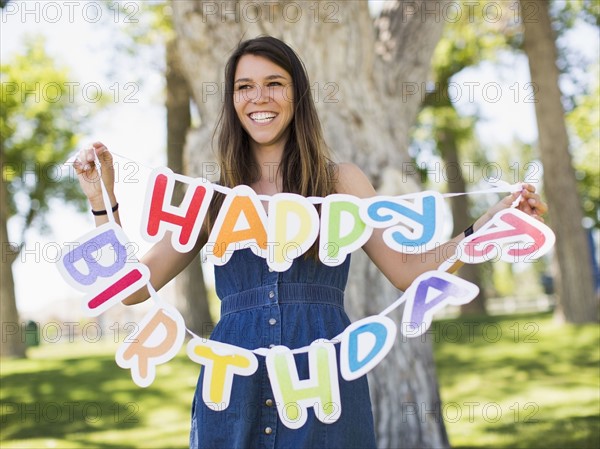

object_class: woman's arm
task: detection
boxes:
[334,163,547,291]
[74,142,206,305]
[120,233,206,305]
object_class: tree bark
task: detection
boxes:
[424,79,488,316]
[171,1,450,446]
[437,124,487,315]
[0,148,26,358]
[521,0,598,323]
[166,37,213,336]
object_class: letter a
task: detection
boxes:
[205,185,267,265]
[401,271,479,337]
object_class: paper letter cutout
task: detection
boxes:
[187,338,258,409]
[340,315,397,381]
[55,174,560,398]
[57,222,150,316]
[116,304,185,387]
[458,208,556,264]
[205,185,267,265]
[266,342,341,429]
[268,193,319,272]
[142,167,213,253]
[319,195,372,266]
[401,271,479,337]
[360,191,444,252]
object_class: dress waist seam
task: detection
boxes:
[220,283,345,316]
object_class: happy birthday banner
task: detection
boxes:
[56,162,555,429]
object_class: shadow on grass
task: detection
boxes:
[1,347,197,448]
[480,414,600,449]
[432,312,600,449]
[2,356,138,444]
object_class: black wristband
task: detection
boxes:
[92,203,119,216]
[464,223,474,237]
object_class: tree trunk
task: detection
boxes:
[166,37,213,336]
[521,0,598,323]
[439,126,487,315]
[171,1,450,446]
[0,148,26,358]
[427,80,487,316]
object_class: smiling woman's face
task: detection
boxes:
[233,54,294,151]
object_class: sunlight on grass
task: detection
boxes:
[1,341,198,449]
[1,312,598,448]
[432,312,600,449]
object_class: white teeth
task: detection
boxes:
[250,112,276,122]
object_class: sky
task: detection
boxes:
[2,1,168,317]
[1,0,598,318]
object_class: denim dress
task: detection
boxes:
[189,249,377,449]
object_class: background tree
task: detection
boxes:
[1,36,86,358]
[106,1,214,334]
[166,35,213,335]
[521,0,598,323]
[567,69,599,232]
[414,8,518,315]
[171,1,450,446]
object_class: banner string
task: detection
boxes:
[69,149,526,357]
[65,150,524,204]
[92,151,117,224]
[146,281,204,340]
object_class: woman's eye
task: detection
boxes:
[237,84,251,90]
[267,82,282,87]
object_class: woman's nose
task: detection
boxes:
[251,85,270,104]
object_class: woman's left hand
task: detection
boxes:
[475,183,548,230]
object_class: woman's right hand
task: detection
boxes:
[73,141,117,210]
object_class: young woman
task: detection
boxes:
[74,36,547,449]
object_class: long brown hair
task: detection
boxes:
[207,36,335,257]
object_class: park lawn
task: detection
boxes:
[431,312,600,449]
[0,341,198,449]
[0,312,598,448]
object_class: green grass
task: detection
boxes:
[0,341,199,448]
[431,312,600,449]
[1,312,598,448]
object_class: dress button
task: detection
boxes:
[268,318,277,326]
[268,267,273,273]
[265,399,274,407]
[268,290,275,299]
[264,427,273,435]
